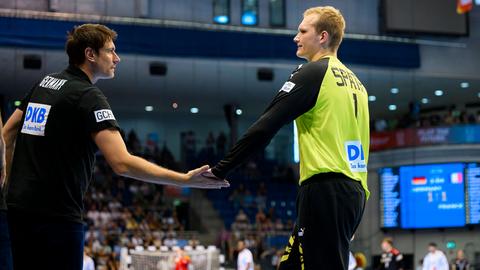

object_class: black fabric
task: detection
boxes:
[278,173,366,270]
[7,209,85,270]
[378,249,405,270]
[6,65,120,223]
[0,184,6,210]
[212,59,329,179]
[0,210,13,270]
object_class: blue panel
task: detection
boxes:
[0,17,420,68]
[400,163,466,228]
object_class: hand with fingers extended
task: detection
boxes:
[184,165,230,189]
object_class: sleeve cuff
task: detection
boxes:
[211,166,226,179]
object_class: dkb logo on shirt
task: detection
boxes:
[344,141,367,172]
[21,102,51,136]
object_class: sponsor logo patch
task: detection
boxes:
[345,141,367,172]
[94,109,115,122]
[21,102,51,136]
[280,81,295,93]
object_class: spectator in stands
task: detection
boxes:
[82,247,95,270]
[163,231,178,248]
[237,239,254,270]
[188,235,200,249]
[422,243,449,270]
[255,208,267,230]
[105,252,119,270]
[233,209,250,231]
[451,249,470,270]
[378,237,404,270]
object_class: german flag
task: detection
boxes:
[412,176,427,185]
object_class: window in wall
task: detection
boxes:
[213,0,230,24]
[269,0,285,27]
[242,0,258,26]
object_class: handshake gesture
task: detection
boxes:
[184,165,229,189]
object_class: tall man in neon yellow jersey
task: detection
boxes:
[203,6,370,269]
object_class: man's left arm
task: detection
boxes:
[211,62,328,179]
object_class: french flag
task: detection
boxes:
[412,176,427,185]
[451,172,463,184]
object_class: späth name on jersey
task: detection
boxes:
[21,102,51,136]
[331,66,365,91]
[39,76,67,91]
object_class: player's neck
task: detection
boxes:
[310,49,337,62]
[77,63,97,84]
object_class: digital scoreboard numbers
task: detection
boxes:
[380,168,401,228]
[466,163,480,225]
[399,163,465,229]
[380,163,468,229]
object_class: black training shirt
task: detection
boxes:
[6,65,119,222]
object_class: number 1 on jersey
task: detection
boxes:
[353,93,358,118]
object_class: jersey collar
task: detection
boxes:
[66,65,92,84]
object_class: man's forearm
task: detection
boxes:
[114,154,187,186]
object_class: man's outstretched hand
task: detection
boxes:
[185,165,229,189]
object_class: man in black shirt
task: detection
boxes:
[1,24,228,270]
[378,237,404,270]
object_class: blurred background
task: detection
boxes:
[1,0,479,269]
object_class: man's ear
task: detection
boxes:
[85,47,96,63]
[318,30,329,47]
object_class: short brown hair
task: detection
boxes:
[382,237,394,246]
[65,24,117,66]
[303,6,345,51]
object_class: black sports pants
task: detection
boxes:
[278,173,366,270]
[7,210,85,270]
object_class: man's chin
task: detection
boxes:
[98,74,115,80]
[296,52,307,60]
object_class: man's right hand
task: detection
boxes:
[184,166,230,189]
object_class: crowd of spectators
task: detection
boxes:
[371,103,480,132]
[82,129,295,269]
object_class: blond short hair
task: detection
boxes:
[303,6,345,51]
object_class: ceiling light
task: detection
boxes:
[390,87,399,94]
[235,109,243,115]
[434,90,443,96]
[421,98,429,104]
[145,106,153,112]
[190,107,199,114]
[460,82,469,88]
[172,102,178,109]
[388,104,397,111]
[368,95,376,102]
